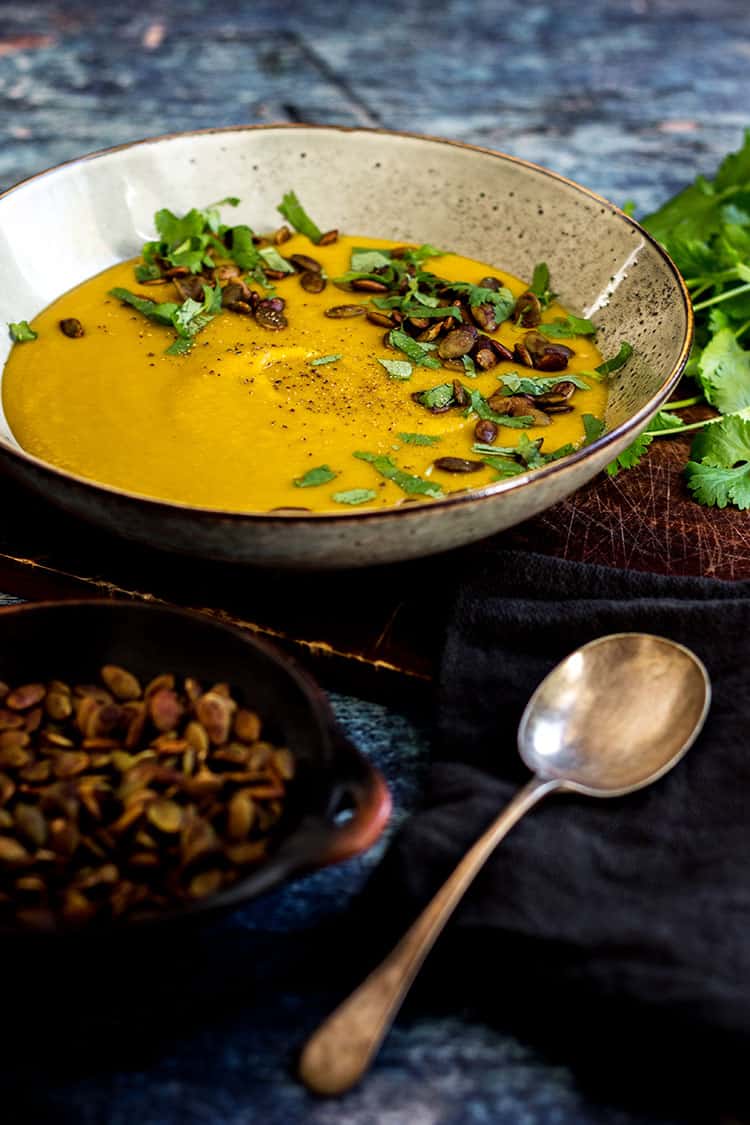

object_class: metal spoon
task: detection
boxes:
[299,632,711,1096]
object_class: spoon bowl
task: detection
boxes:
[299,632,711,1096]
[519,633,711,796]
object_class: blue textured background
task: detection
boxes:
[1,2,748,1121]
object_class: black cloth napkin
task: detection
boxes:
[367,551,750,1116]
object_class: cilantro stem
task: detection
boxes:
[734,319,750,339]
[666,395,704,409]
[645,417,713,437]
[693,282,750,312]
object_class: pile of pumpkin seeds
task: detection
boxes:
[0,667,294,930]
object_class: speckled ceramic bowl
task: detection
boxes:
[0,125,691,568]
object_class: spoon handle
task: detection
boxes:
[299,775,558,1096]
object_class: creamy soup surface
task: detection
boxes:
[3,234,607,513]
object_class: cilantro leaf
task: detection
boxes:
[529,262,555,308]
[350,249,392,272]
[110,283,220,355]
[332,488,377,505]
[8,320,37,342]
[258,246,294,274]
[414,383,455,410]
[311,354,342,367]
[397,432,441,445]
[606,431,652,476]
[377,358,413,380]
[449,282,515,322]
[277,191,323,244]
[388,328,441,368]
[696,327,750,413]
[690,412,750,467]
[685,459,750,509]
[228,225,263,273]
[294,465,337,488]
[109,288,179,325]
[582,414,606,445]
[353,451,443,498]
[596,342,633,377]
[542,314,597,338]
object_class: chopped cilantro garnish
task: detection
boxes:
[277,191,323,244]
[332,488,377,505]
[414,383,455,410]
[542,314,597,338]
[8,320,37,342]
[258,246,295,274]
[353,451,443,498]
[350,249,392,272]
[529,262,555,309]
[388,329,441,368]
[398,432,441,445]
[466,389,534,428]
[461,354,477,378]
[294,465,338,488]
[377,358,413,380]
[499,373,591,395]
[311,354,342,367]
[109,283,221,355]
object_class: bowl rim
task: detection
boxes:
[0,122,694,523]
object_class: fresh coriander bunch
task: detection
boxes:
[610,129,750,510]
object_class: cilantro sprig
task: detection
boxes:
[109,282,222,355]
[609,131,750,504]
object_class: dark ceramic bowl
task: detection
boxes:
[0,600,391,936]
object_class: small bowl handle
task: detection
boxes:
[319,737,392,866]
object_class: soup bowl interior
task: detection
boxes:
[0,126,691,568]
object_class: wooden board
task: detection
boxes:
[1,421,748,697]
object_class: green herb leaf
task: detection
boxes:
[582,413,606,445]
[450,282,515,322]
[354,451,443,498]
[398,432,441,446]
[377,358,413,380]
[228,225,263,273]
[461,354,477,378]
[414,383,455,410]
[277,191,323,244]
[109,288,179,325]
[311,354,342,367]
[258,246,295,274]
[529,262,555,308]
[606,431,652,476]
[8,320,37,342]
[696,327,750,413]
[396,304,462,321]
[541,314,597,338]
[134,263,162,283]
[388,328,441,368]
[332,488,377,505]
[499,373,591,395]
[294,465,337,488]
[403,244,445,264]
[350,249,392,272]
[596,342,633,377]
